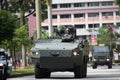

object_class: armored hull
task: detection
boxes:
[31,39,88,78]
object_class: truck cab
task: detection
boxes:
[92,46,113,69]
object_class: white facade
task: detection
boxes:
[28,0,120,37]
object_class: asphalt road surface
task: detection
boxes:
[8,65,120,80]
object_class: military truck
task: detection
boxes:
[30,27,89,78]
[0,48,12,80]
[92,45,113,69]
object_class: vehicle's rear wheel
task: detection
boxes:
[74,66,83,78]
[35,65,50,78]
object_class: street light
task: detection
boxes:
[35,0,42,39]
[45,0,53,38]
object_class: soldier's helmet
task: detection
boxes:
[65,28,70,34]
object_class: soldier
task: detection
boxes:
[83,40,89,54]
[64,28,73,38]
[69,25,76,39]
[83,39,89,62]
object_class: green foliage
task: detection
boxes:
[0,10,18,43]
[41,0,48,21]
[41,30,49,39]
[13,25,30,46]
[58,25,65,30]
[115,0,120,5]
[10,67,34,76]
[0,0,47,21]
[115,0,120,10]
[97,25,116,46]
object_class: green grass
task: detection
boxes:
[10,67,34,76]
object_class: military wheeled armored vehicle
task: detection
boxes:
[0,48,12,80]
[92,45,113,69]
[30,27,89,78]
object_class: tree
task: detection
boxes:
[97,25,116,49]
[0,10,18,43]
[115,0,120,9]
[13,25,30,66]
[0,0,47,67]
[2,0,47,67]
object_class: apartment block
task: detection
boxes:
[28,0,120,37]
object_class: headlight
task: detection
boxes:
[32,52,39,55]
[73,51,79,56]
[106,59,110,61]
[0,63,3,66]
[93,58,96,61]
[36,52,39,55]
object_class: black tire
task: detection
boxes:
[74,66,83,78]
[108,62,112,69]
[0,70,7,80]
[83,63,87,78]
[35,65,50,78]
[2,75,7,80]
[92,63,97,69]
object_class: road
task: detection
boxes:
[8,65,120,80]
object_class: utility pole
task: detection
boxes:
[46,0,53,37]
[35,0,41,39]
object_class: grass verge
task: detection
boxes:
[10,67,34,77]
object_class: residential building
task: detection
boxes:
[28,0,120,38]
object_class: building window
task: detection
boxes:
[116,23,120,26]
[88,24,99,28]
[101,1,113,6]
[88,13,99,17]
[102,23,113,26]
[116,11,120,16]
[52,4,57,9]
[102,12,113,17]
[60,14,71,18]
[52,15,57,19]
[74,13,85,18]
[42,26,48,30]
[75,24,85,28]
[88,2,99,7]
[74,3,85,7]
[60,4,71,8]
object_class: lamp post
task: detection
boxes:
[35,0,41,39]
[45,0,53,38]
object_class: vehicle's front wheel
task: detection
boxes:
[74,66,83,78]
[108,62,112,69]
[35,65,50,78]
[82,63,87,78]
[92,63,97,69]
[0,70,7,80]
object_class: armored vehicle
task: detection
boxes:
[31,26,89,78]
[92,46,113,69]
[0,48,12,80]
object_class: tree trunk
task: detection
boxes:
[20,4,26,67]
[21,44,27,67]
[20,6,25,26]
